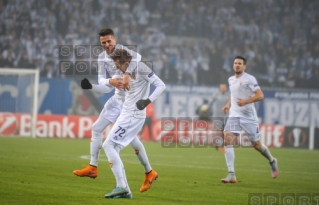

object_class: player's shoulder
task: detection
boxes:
[137,62,154,77]
[98,51,107,60]
[243,72,257,81]
[228,75,235,82]
[115,44,129,51]
[137,62,150,72]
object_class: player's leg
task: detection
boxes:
[73,96,121,178]
[241,122,278,178]
[103,138,129,198]
[130,136,158,192]
[72,115,112,178]
[103,113,155,198]
[91,117,112,166]
[221,117,240,183]
[130,137,152,173]
[221,131,237,183]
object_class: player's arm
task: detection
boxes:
[81,78,114,93]
[121,45,142,90]
[237,77,264,107]
[222,98,231,114]
[237,89,264,107]
[136,68,166,110]
[97,56,123,90]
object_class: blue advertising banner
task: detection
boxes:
[154,86,319,128]
[261,90,319,128]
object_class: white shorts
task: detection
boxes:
[224,117,260,142]
[107,113,145,147]
[100,95,124,123]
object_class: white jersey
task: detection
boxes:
[97,44,141,100]
[228,72,260,122]
[122,62,165,118]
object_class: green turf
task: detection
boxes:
[0,137,318,205]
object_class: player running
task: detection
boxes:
[221,56,278,183]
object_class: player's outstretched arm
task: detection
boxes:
[81,78,114,93]
[91,84,114,93]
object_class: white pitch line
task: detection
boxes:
[79,155,319,176]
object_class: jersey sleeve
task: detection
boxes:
[91,84,114,93]
[139,63,166,102]
[139,63,157,84]
[148,76,166,102]
[248,75,260,92]
[97,53,111,86]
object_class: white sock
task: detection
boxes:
[103,139,126,188]
[225,145,235,173]
[90,117,111,167]
[258,143,274,163]
[130,137,152,173]
[120,156,131,194]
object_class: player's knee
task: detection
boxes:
[102,139,111,151]
[224,131,235,146]
[92,122,104,133]
[253,142,262,151]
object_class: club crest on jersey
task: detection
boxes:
[254,84,258,87]
[148,71,154,78]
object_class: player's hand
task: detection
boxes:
[81,78,92,89]
[109,78,123,90]
[237,98,247,107]
[222,105,229,114]
[122,73,131,90]
[136,99,151,110]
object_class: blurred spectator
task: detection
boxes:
[0,0,318,90]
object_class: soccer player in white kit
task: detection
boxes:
[221,56,278,183]
[103,49,166,199]
[73,29,153,191]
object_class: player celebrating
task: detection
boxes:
[221,56,278,183]
[73,29,152,195]
[103,49,166,199]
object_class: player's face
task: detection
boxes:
[233,59,246,75]
[114,59,129,74]
[100,35,117,54]
[220,84,227,94]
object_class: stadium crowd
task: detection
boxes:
[0,0,318,89]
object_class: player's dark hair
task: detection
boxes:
[99,28,114,37]
[235,56,247,65]
[109,49,132,63]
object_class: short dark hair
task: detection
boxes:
[109,49,132,63]
[99,28,114,37]
[235,56,247,65]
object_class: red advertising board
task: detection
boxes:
[0,113,310,149]
[0,113,111,138]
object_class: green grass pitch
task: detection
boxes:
[0,137,318,205]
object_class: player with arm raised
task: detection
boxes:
[102,49,166,199]
[221,56,278,183]
[73,29,151,189]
